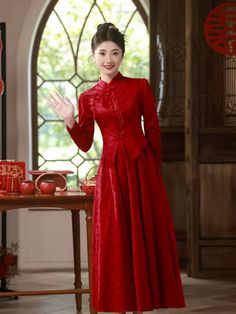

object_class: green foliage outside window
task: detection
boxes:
[37,0,149,186]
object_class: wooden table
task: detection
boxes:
[0,191,95,313]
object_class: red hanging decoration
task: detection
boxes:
[204,2,236,56]
[0,37,4,95]
[0,79,4,96]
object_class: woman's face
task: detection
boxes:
[93,41,123,81]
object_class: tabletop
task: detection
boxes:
[0,191,94,211]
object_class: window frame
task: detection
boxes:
[31,0,158,170]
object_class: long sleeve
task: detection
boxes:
[141,79,162,167]
[67,94,94,152]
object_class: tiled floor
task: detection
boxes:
[0,271,236,313]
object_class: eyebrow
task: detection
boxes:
[97,48,120,52]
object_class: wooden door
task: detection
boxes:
[185,0,236,278]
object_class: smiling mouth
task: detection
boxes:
[103,65,115,70]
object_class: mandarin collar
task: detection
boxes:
[96,72,124,90]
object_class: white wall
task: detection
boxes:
[0,0,46,245]
[0,0,33,160]
[0,0,78,270]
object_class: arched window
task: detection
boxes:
[32,0,151,186]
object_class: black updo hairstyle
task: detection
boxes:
[91,22,125,55]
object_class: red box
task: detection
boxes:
[0,160,26,192]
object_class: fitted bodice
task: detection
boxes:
[68,72,161,165]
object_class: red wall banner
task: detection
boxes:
[204,2,236,56]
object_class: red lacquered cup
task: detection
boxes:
[37,180,56,195]
[20,180,36,195]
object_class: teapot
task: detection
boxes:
[80,166,97,194]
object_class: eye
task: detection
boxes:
[99,52,105,56]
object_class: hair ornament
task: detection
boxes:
[108,25,118,30]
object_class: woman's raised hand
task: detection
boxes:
[48,93,76,128]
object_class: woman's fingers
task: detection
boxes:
[48,95,58,108]
[64,97,74,106]
[54,92,66,104]
[50,94,73,109]
[48,93,66,109]
[47,93,75,121]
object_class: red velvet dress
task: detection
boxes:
[68,72,185,312]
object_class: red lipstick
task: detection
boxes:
[103,65,115,70]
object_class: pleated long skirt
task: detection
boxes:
[92,143,185,312]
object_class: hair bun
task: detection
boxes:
[97,23,118,31]
[97,23,103,30]
[91,22,125,54]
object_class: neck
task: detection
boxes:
[100,71,118,83]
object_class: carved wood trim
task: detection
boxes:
[185,0,201,278]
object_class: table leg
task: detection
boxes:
[71,211,82,312]
[85,208,97,314]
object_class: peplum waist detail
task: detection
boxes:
[101,126,147,162]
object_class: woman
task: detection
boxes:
[49,22,185,313]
